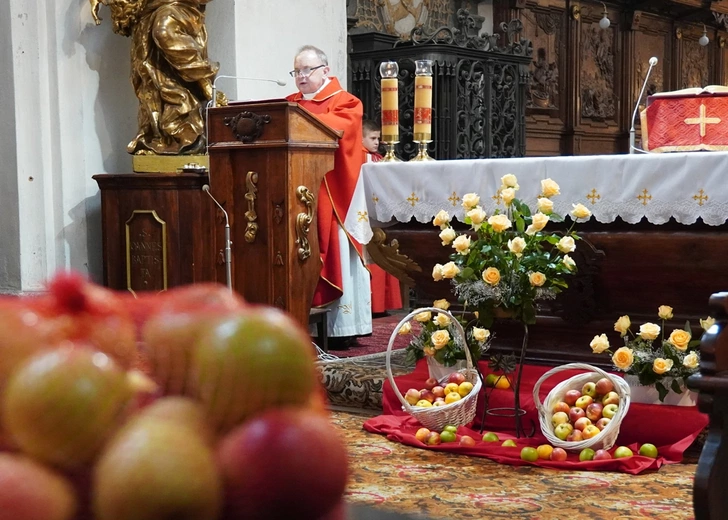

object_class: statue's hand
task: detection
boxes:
[200,78,214,100]
[90,0,103,25]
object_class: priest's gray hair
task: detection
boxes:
[296,45,329,66]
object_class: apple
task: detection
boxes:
[553,422,574,441]
[601,391,620,406]
[415,428,431,443]
[564,389,582,406]
[551,411,570,427]
[579,448,596,461]
[595,417,611,430]
[614,446,634,458]
[573,417,592,431]
[459,435,476,447]
[566,430,583,442]
[602,403,619,419]
[595,377,614,396]
[552,401,571,414]
[550,447,568,461]
[568,407,586,423]
[424,377,439,390]
[432,386,446,398]
[448,372,466,385]
[434,398,446,406]
[575,395,594,410]
[482,432,500,442]
[415,399,433,408]
[586,402,604,422]
[639,443,659,458]
[444,383,460,395]
[581,381,597,398]
[502,439,517,448]
[440,430,457,443]
[536,444,554,460]
[593,449,613,461]
[520,447,539,462]
[404,388,421,405]
[445,392,461,404]
[426,432,441,445]
[419,390,435,403]
[458,381,474,397]
[581,424,601,439]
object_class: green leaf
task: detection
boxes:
[655,381,669,402]
[670,379,684,394]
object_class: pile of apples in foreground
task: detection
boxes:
[0,272,347,520]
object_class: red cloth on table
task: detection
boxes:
[366,359,708,474]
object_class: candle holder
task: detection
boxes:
[411,59,435,162]
[379,61,401,162]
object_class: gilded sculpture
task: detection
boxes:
[90,0,218,155]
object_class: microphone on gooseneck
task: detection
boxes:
[210,75,288,108]
[630,57,658,154]
[202,185,232,292]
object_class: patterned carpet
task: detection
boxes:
[331,409,698,520]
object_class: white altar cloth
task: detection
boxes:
[344,152,728,244]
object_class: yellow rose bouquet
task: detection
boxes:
[400,300,493,368]
[589,306,713,402]
[431,174,589,327]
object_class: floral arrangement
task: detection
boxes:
[400,300,493,368]
[589,306,714,401]
[430,174,591,327]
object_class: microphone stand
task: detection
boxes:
[630,57,658,154]
[202,185,233,292]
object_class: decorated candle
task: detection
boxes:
[379,61,399,140]
[414,60,433,140]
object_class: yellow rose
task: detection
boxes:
[652,357,674,375]
[658,305,673,320]
[462,193,480,210]
[571,203,592,220]
[562,255,576,271]
[432,210,450,229]
[482,267,501,285]
[639,323,661,341]
[590,334,610,354]
[423,346,435,356]
[441,262,460,279]
[557,236,576,254]
[398,321,412,335]
[453,234,471,255]
[701,316,716,331]
[500,173,519,189]
[431,329,450,349]
[472,327,490,342]
[529,271,546,287]
[488,214,512,233]
[683,352,699,369]
[614,315,631,337]
[536,197,554,214]
[432,263,444,281]
[508,237,526,257]
[668,329,691,351]
[501,188,516,205]
[525,212,549,235]
[467,207,487,227]
[541,178,561,198]
[433,299,450,310]
[414,311,431,322]
[434,313,451,328]
[439,227,456,246]
[612,347,634,370]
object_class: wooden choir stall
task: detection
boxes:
[94,100,340,330]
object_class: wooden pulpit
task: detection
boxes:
[206,99,340,329]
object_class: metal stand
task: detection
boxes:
[381,140,402,162]
[410,140,435,162]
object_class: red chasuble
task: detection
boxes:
[641,88,728,152]
[287,78,366,307]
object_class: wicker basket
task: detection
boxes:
[386,307,482,431]
[532,363,631,452]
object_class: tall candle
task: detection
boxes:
[414,60,433,140]
[381,78,399,139]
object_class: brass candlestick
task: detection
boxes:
[380,60,401,162]
[411,59,435,162]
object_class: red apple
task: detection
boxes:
[550,447,568,461]
[581,381,597,398]
[582,424,601,439]
[414,428,431,443]
[424,377,438,390]
[574,417,592,431]
[552,401,570,414]
[602,403,619,419]
[568,406,586,424]
[575,395,593,410]
[595,377,614,396]
[404,388,421,405]
[564,389,582,406]
[586,402,604,422]
[419,390,435,403]
[595,417,611,430]
[593,449,613,460]
[447,372,466,385]
[601,391,620,406]
[426,431,442,445]
[459,435,476,447]
[566,430,583,442]
[431,386,446,398]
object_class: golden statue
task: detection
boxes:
[91,0,218,156]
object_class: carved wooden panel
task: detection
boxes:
[681,39,710,89]
[351,0,460,39]
[580,22,616,122]
[521,7,564,113]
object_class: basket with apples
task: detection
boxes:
[386,308,482,432]
[533,363,631,452]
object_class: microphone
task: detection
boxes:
[210,74,288,108]
[202,184,233,292]
[630,57,658,154]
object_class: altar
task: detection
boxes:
[345,152,728,365]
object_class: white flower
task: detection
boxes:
[508,237,526,257]
[462,193,480,210]
[439,227,456,246]
[432,210,450,229]
[557,236,576,254]
[500,174,519,190]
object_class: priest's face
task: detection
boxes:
[293,51,329,95]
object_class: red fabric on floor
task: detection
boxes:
[366,359,708,474]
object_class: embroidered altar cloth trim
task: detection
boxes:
[343,152,728,245]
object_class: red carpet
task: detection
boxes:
[330,313,408,358]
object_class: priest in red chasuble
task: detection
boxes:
[286,45,372,343]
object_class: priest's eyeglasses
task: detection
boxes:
[289,65,326,78]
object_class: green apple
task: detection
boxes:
[502,439,517,448]
[579,448,596,461]
[482,432,500,442]
[440,430,457,443]
[638,443,658,458]
[614,446,634,458]
[442,425,458,434]
[553,422,574,441]
[520,447,538,461]
[602,403,619,419]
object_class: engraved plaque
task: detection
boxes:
[125,210,168,296]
